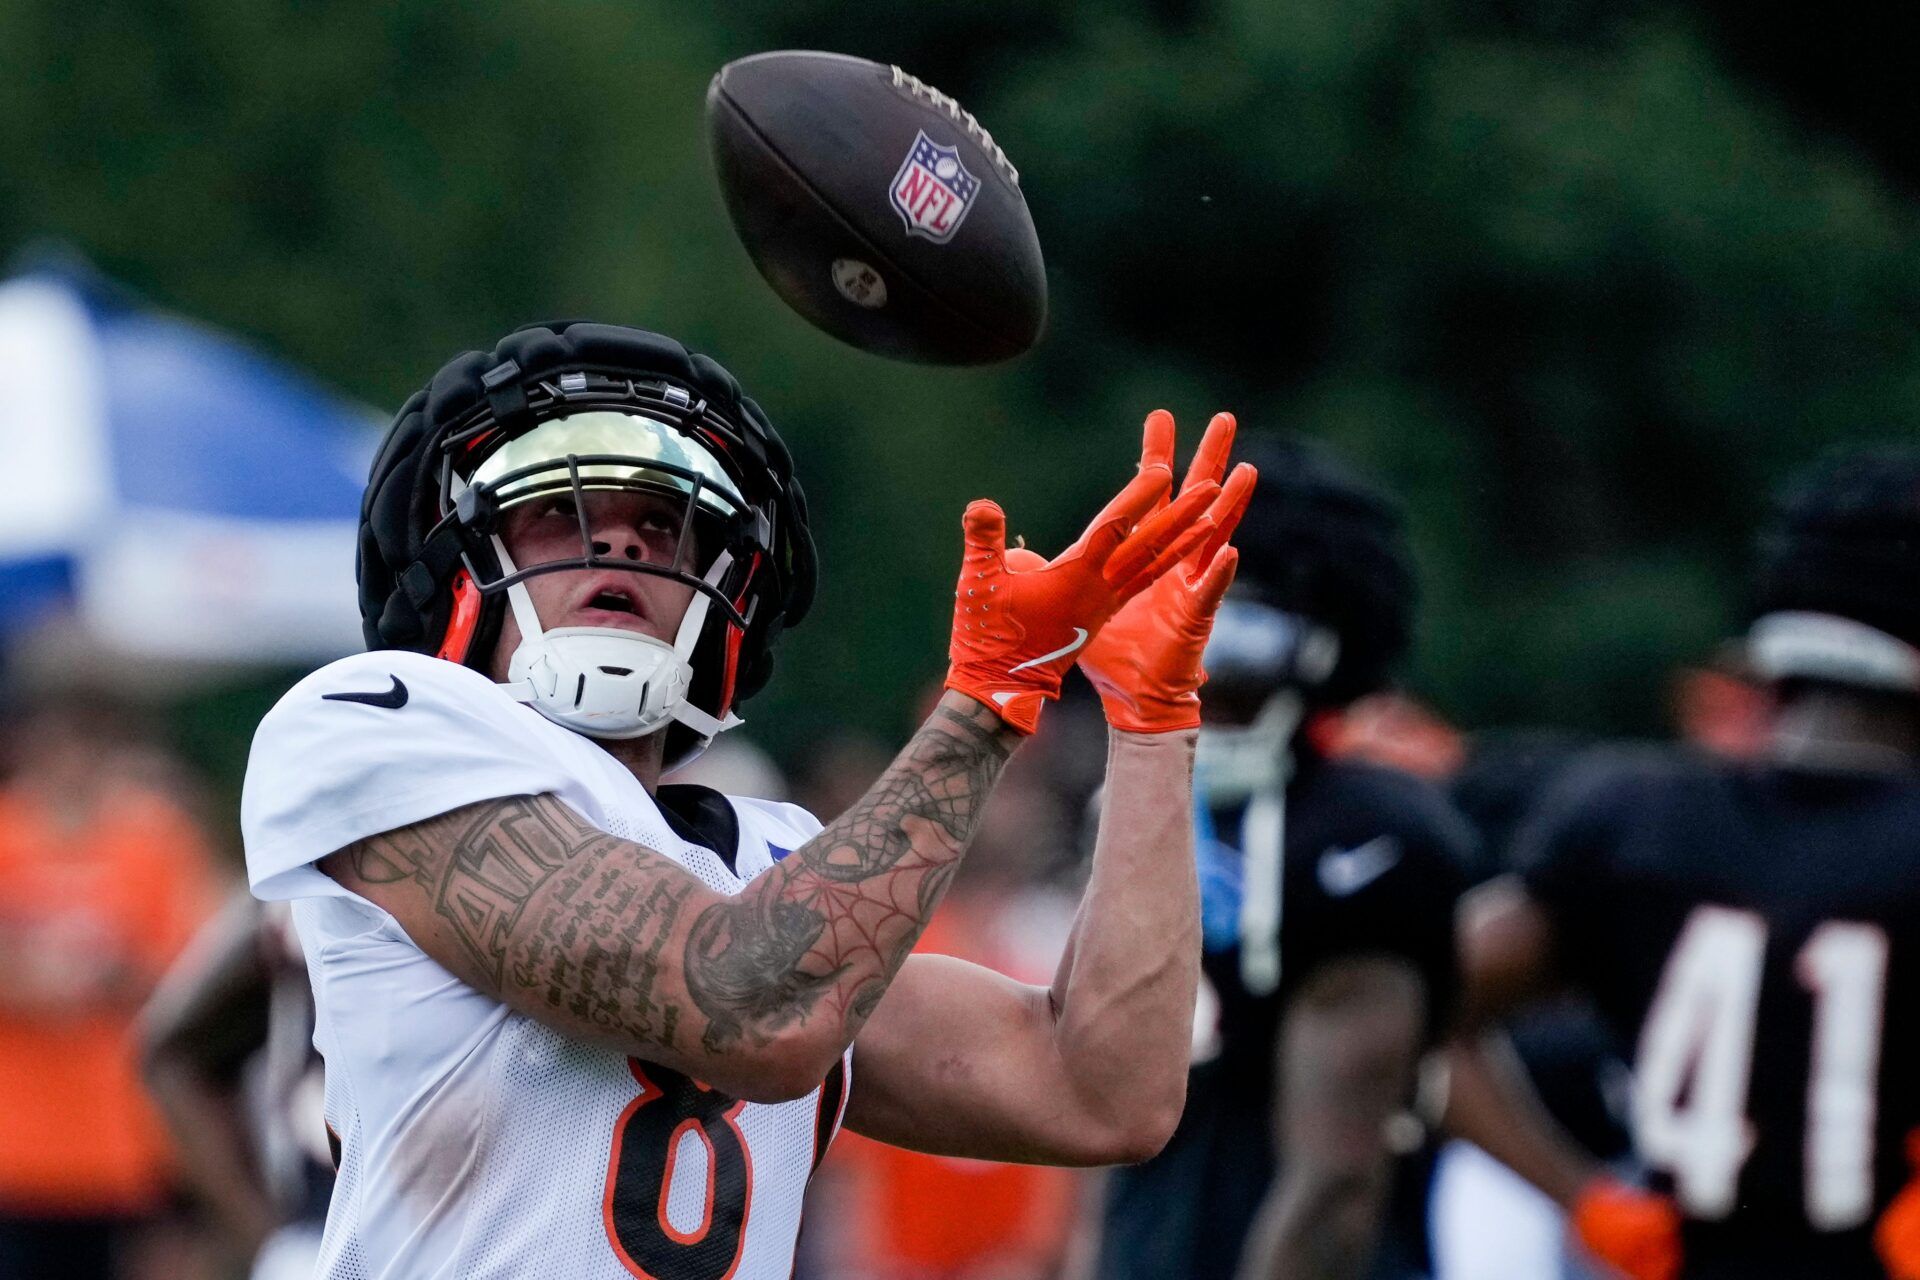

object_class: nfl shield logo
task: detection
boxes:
[889,131,980,243]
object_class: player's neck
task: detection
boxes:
[1768,688,1920,773]
[598,730,670,791]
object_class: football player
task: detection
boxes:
[1091,437,1475,1280]
[240,322,1254,1279]
[1450,446,1920,1280]
[140,893,331,1279]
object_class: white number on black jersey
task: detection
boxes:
[1634,905,1888,1229]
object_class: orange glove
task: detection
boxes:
[1079,410,1256,732]
[945,413,1220,733]
[1571,1177,1683,1280]
[1874,1129,1920,1279]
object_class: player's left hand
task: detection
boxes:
[1875,1130,1920,1279]
[1571,1177,1682,1280]
[1076,410,1256,733]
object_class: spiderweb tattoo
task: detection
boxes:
[685,697,1014,1050]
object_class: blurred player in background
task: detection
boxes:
[141,891,333,1280]
[0,692,222,1280]
[240,322,1254,1279]
[1430,663,1768,1280]
[1452,446,1920,1280]
[1092,437,1475,1280]
[1431,730,1629,1280]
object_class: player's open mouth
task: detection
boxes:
[573,577,652,627]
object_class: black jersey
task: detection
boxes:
[1096,753,1474,1280]
[1517,748,1920,1280]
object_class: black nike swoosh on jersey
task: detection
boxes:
[321,676,408,709]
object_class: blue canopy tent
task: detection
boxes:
[0,265,377,665]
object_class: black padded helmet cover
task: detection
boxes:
[1225,435,1418,706]
[358,321,817,746]
[1753,445,1920,651]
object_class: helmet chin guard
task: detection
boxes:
[508,628,694,739]
[496,535,743,749]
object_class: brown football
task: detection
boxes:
[707,51,1047,365]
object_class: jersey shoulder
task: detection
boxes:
[1512,743,1720,906]
[1285,758,1474,975]
[266,649,505,720]
[1539,741,1710,813]
[244,651,574,902]
[1302,756,1480,870]
[1208,758,1472,1062]
[1530,741,1714,832]
[1742,757,1920,812]
[250,650,536,773]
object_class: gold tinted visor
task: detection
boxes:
[465,410,743,519]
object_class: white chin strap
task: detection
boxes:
[1194,690,1302,999]
[494,536,745,744]
[1748,611,1920,693]
[1194,689,1301,805]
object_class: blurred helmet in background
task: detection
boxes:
[1748,445,1920,694]
[1202,435,1417,716]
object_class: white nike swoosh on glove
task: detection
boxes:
[1008,628,1089,674]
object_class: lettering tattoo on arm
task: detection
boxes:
[336,797,696,1050]
[686,696,1014,1052]
[329,694,1015,1068]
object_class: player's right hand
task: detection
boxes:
[1571,1177,1683,1280]
[1874,1130,1920,1279]
[945,412,1220,733]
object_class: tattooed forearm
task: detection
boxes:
[687,693,1016,1051]
[333,795,696,1053]
[797,704,1011,881]
[323,694,1017,1087]
[684,896,837,1051]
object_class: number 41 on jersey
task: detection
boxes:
[1636,905,1888,1230]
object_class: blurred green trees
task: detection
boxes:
[3,0,1915,762]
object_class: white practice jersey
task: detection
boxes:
[242,650,850,1280]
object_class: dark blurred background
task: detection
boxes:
[2,4,1915,1278]
[5,0,1915,792]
